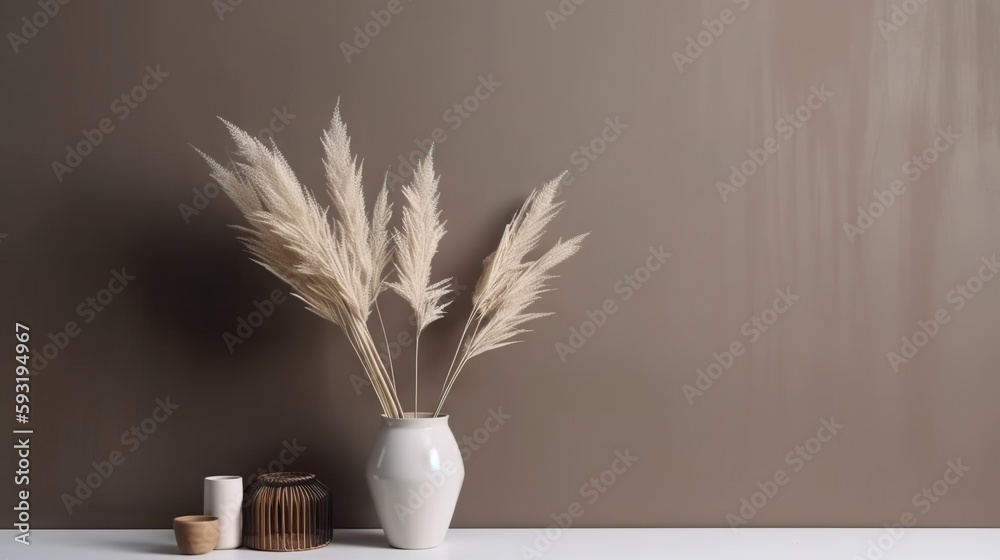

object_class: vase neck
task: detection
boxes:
[381,413,450,429]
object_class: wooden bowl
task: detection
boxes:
[173,515,220,555]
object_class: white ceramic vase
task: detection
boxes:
[203,475,243,549]
[366,414,465,549]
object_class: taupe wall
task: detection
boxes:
[2,0,999,529]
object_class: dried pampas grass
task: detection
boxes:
[433,177,587,416]
[386,149,451,412]
[196,103,584,418]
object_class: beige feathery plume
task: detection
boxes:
[463,233,587,359]
[322,102,383,315]
[195,114,403,418]
[386,150,452,332]
[434,176,585,416]
[320,104,396,387]
[472,173,566,316]
[370,178,393,296]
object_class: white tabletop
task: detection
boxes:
[3,528,999,559]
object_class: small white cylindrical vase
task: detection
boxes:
[204,475,243,549]
[366,414,464,549]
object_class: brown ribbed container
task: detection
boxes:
[242,472,333,551]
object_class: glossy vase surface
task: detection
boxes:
[366,413,464,549]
